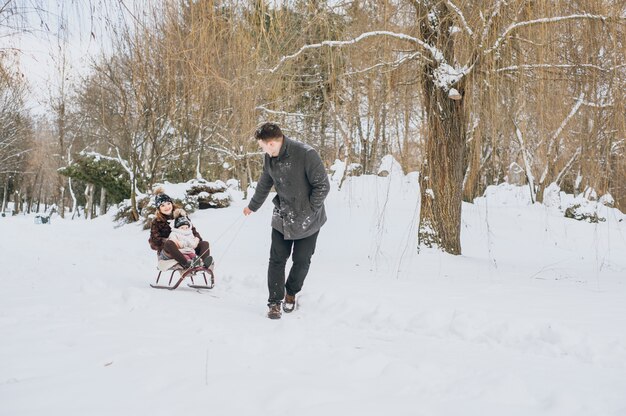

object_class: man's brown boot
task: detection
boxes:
[267,303,282,319]
[283,294,296,313]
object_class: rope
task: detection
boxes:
[194,214,247,262]
[212,215,246,244]
[216,216,248,260]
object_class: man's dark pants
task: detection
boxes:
[267,228,319,305]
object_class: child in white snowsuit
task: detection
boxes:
[168,211,200,262]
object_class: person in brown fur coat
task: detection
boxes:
[148,190,213,270]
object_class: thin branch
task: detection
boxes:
[549,93,585,156]
[266,30,445,74]
[555,147,581,186]
[513,123,536,203]
[539,93,585,184]
[205,145,263,160]
[478,0,506,49]
[611,139,624,155]
[486,14,623,55]
[446,0,474,37]
[255,106,310,118]
[495,63,626,73]
[580,99,614,108]
[343,51,431,77]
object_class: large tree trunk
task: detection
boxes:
[417,80,466,255]
[416,1,466,255]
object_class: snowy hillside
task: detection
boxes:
[1,174,626,416]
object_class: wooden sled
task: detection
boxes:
[151,259,215,290]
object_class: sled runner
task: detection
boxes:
[151,259,215,290]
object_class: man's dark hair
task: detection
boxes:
[255,122,283,141]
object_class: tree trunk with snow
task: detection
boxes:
[416,2,466,255]
[69,178,78,220]
[1,179,8,213]
[535,93,585,203]
[13,191,21,215]
[59,185,65,219]
[130,149,140,222]
[417,78,466,254]
[99,187,107,216]
[84,183,94,219]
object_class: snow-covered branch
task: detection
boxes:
[495,63,626,73]
[555,147,581,185]
[113,148,135,188]
[343,51,431,77]
[539,93,585,184]
[514,125,536,203]
[549,93,585,154]
[611,139,624,155]
[0,148,31,164]
[478,0,506,49]
[486,14,623,55]
[267,30,445,74]
[205,145,263,160]
[81,151,124,164]
[255,106,309,118]
[580,99,614,108]
[446,0,474,37]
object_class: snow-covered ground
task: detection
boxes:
[2,174,626,416]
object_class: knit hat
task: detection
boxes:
[155,193,172,208]
[174,216,191,228]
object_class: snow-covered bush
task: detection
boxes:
[542,183,562,209]
[564,203,606,223]
[474,183,535,207]
[58,152,132,204]
[557,187,615,223]
[185,179,230,209]
[599,193,615,208]
[348,163,363,176]
[114,195,151,226]
[226,179,239,189]
[330,159,364,183]
[378,155,403,177]
[115,179,231,228]
[474,182,621,223]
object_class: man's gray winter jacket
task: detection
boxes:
[248,136,330,240]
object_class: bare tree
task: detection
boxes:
[266,0,626,254]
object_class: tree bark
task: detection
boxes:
[84,183,94,219]
[129,158,139,222]
[1,179,7,213]
[417,79,466,255]
[69,178,78,219]
[13,191,21,214]
[59,184,65,219]
[99,187,107,216]
[416,2,467,255]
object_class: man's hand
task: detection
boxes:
[243,207,253,216]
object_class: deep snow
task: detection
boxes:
[1,174,626,416]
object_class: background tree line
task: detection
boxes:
[1,0,624,254]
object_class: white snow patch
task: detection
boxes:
[1,176,626,415]
[377,155,404,177]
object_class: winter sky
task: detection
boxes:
[3,1,146,115]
